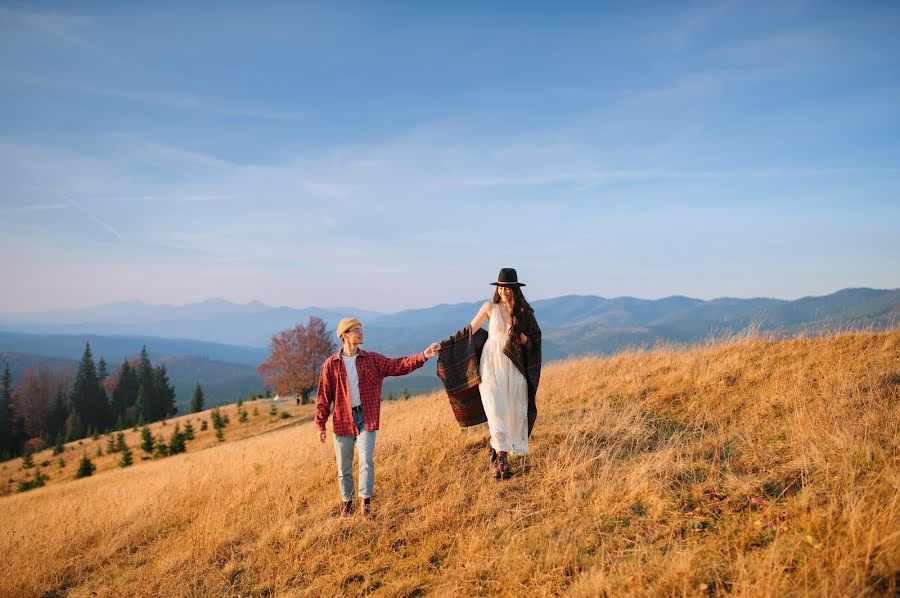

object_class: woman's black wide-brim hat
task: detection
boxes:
[490,267,526,287]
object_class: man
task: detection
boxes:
[316,317,440,518]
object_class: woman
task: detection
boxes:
[467,267,542,479]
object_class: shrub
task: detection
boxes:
[119,445,133,468]
[16,471,48,493]
[21,453,35,469]
[279,411,290,419]
[200,420,208,431]
[75,456,96,479]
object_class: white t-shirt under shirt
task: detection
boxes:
[341,353,361,408]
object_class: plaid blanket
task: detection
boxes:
[502,307,542,435]
[436,326,488,427]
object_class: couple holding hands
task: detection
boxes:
[315,268,542,518]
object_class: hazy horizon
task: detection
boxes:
[0,284,896,317]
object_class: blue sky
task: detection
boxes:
[1,1,898,312]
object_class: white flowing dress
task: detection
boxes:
[478,302,529,454]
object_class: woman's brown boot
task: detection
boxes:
[498,451,512,480]
[489,447,500,479]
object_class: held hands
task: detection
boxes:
[424,342,440,359]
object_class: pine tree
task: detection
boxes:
[75,455,96,478]
[21,452,35,469]
[0,363,14,458]
[152,437,169,459]
[111,360,135,424]
[119,444,133,468]
[115,432,126,452]
[106,435,117,453]
[70,343,108,435]
[140,427,154,454]
[44,389,69,446]
[215,427,224,442]
[183,421,195,440]
[155,365,177,418]
[64,410,83,443]
[135,347,159,421]
[200,420,208,431]
[134,384,149,425]
[97,357,108,381]
[190,383,204,413]
[168,424,186,455]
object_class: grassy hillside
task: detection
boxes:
[1,331,897,596]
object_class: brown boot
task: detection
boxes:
[498,452,512,480]
[340,500,353,517]
[360,497,374,519]
[489,447,500,479]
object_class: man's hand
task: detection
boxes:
[424,342,440,359]
[318,429,326,443]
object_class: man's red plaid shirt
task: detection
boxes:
[316,349,427,436]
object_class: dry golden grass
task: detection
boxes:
[1,397,311,497]
[1,331,897,597]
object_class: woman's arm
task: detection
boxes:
[468,301,491,333]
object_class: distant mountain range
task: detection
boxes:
[1,288,896,405]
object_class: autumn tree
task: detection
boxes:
[257,316,336,405]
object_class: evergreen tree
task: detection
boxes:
[190,383,205,413]
[119,444,133,468]
[44,389,69,445]
[168,424,186,455]
[155,365,177,418]
[21,452,35,469]
[115,432,126,453]
[135,347,159,421]
[134,384,150,425]
[215,426,224,442]
[140,426,154,454]
[106,435,117,453]
[97,357,108,381]
[0,363,14,458]
[200,420,208,431]
[111,360,135,424]
[152,437,169,458]
[64,410,83,443]
[70,343,108,435]
[75,455,96,478]
[183,421,195,440]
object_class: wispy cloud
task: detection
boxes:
[0,7,94,46]
[0,202,72,215]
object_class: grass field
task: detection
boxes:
[1,330,897,596]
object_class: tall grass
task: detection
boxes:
[1,331,897,596]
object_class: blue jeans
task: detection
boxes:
[332,407,376,501]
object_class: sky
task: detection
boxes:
[1,1,898,313]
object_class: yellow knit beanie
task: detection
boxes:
[336,317,362,339]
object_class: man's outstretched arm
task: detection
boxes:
[375,343,439,377]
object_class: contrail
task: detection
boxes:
[66,198,123,240]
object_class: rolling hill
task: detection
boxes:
[1,330,897,596]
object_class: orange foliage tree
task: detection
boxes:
[257,316,337,404]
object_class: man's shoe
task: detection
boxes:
[340,500,354,517]
[360,497,374,519]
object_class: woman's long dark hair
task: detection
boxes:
[492,286,533,333]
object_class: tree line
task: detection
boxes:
[0,343,176,461]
